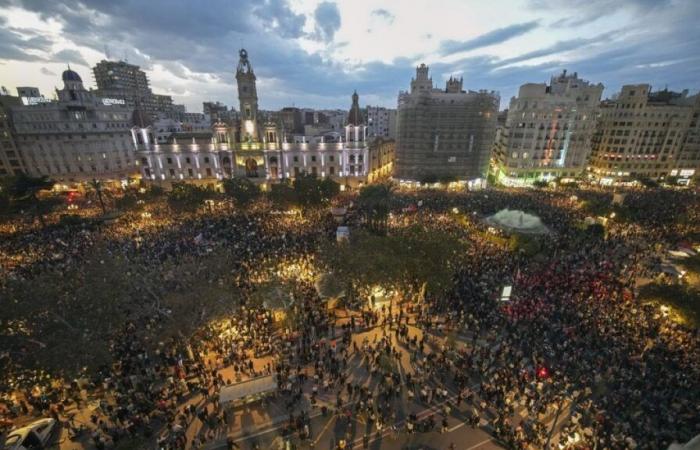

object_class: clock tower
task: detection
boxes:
[236,48,259,142]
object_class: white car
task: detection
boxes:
[3,418,57,450]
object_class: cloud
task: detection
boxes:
[371,8,394,24]
[40,67,56,76]
[439,21,540,56]
[0,23,53,61]
[313,2,341,42]
[51,48,89,67]
[0,0,698,112]
[253,0,306,39]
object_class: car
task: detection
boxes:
[3,418,57,450]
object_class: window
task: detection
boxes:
[167,157,172,164]
[204,157,210,164]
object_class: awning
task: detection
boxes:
[219,375,277,404]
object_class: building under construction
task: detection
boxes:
[395,64,499,183]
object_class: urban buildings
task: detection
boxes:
[92,60,177,119]
[0,93,24,176]
[366,106,397,140]
[588,85,699,183]
[394,64,498,185]
[10,68,136,183]
[132,49,394,188]
[495,70,603,185]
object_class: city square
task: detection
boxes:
[1,1,700,449]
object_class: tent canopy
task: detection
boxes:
[219,375,276,404]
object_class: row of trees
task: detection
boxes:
[167,174,341,212]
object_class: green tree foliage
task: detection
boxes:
[357,183,393,235]
[419,174,438,185]
[222,177,261,207]
[319,227,468,294]
[532,179,549,188]
[508,233,541,257]
[167,182,217,212]
[293,173,333,209]
[4,174,57,226]
[268,180,298,209]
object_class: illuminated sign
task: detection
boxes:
[102,98,126,106]
[20,96,50,106]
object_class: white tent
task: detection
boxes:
[219,375,277,404]
[668,434,700,450]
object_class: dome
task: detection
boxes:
[62,68,82,82]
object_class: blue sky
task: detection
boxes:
[0,0,698,112]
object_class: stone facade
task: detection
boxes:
[495,70,603,185]
[589,85,698,183]
[133,49,394,189]
[10,68,136,182]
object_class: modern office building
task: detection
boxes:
[132,49,394,189]
[367,106,397,140]
[92,60,175,119]
[394,64,498,185]
[589,85,698,183]
[10,68,136,183]
[495,70,603,185]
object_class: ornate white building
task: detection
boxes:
[133,49,393,188]
[10,68,136,183]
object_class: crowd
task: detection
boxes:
[0,185,698,450]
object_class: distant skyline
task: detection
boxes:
[0,0,699,113]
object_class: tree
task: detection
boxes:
[88,178,108,214]
[222,177,260,207]
[167,182,216,212]
[293,173,326,209]
[532,180,549,188]
[319,177,340,201]
[420,174,438,185]
[7,174,56,226]
[357,183,393,235]
[268,181,298,209]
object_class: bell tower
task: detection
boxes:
[236,48,259,142]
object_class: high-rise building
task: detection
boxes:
[495,70,603,185]
[10,68,136,183]
[589,85,698,183]
[366,106,397,140]
[0,93,24,176]
[92,60,173,119]
[672,95,700,183]
[395,64,498,184]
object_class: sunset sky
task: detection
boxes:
[0,0,698,112]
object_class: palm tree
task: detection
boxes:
[88,178,107,214]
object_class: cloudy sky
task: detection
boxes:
[0,0,698,112]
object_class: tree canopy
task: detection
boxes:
[222,177,261,207]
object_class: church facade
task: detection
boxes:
[132,49,393,188]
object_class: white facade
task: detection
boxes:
[496,70,603,185]
[367,105,397,140]
[10,68,136,182]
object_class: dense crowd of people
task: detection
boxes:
[0,184,698,450]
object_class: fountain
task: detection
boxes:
[485,208,549,235]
